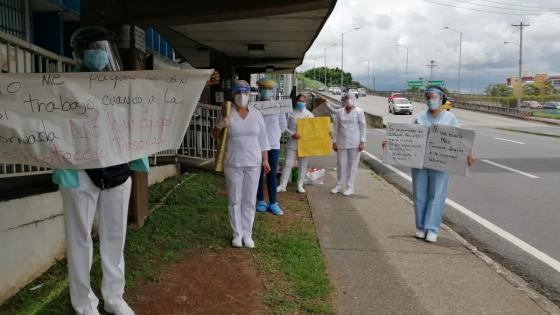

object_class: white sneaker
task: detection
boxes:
[330,186,341,194]
[80,308,101,315]
[425,231,438,243]
[297,185,306,193]
[231,237,242,248]
[415,229,426,239]
[104,301,135,315]
[342,188,354,196]
[243,237,255,248]
[277,186,287,193]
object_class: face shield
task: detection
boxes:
[342,92,356,107]
[70,26,123,72]
[425,87,443,110]
[232,80,251,107]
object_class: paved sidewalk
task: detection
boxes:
[306,154,556,315]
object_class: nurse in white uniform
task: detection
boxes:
[277,94,314,193]
[212,80,271,248]
[331,92,366,196]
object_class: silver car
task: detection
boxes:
[389,97,413,115]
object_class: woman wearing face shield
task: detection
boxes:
[277,94,314,193]
[50,26,144,315]
[212,80,271,248]
[255,78,288,215]
[331,92,366,196]
[384,86,474,243]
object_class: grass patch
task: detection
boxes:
[532,111,560,120]
[1,171,332,314]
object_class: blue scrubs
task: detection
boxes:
[411,110,459,234]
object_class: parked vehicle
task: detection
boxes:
[388,92,404,103]
[328,87,334,93]
[389,97,413,115]
[543,101,560,110]
[357,87,367,97]
[519,101,542,109]
[332,87,342,95]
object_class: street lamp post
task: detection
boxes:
[341,27,360,91]
[396,44,408,89]
[360,57,370,91]
[390,58,397,91]
[444,26,462,100]
[324,43,337,87]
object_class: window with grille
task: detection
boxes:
[0,0,26,39]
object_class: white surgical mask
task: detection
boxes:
[234,94,249,107]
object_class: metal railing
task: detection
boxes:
[176,103,222,160]
[0,31,76,178]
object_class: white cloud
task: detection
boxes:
[298,0,560,92]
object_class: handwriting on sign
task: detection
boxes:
[250,99,293,115]
[383,123,428,169]
[0,69,213,169]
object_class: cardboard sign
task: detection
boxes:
[249,99,293,115]
[0,69,212,169]
[383,123,429,169]
[383,123,475,176]
[297,117,332,157]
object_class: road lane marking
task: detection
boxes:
[362,150,560,274]
[493,137,525,145]
[481,159,539,179]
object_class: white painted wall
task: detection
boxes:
[0,164,180,303]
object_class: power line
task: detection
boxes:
[420,0,559,16]
[444,0,560,12]
[473,0,560,11]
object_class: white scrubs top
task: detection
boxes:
[332,106,367,149]
[263,113,287,150]
[284,109,314,150]
[225,109,270,168]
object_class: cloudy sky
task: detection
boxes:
[297,0,560,93]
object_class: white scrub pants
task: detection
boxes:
[411,168,450,234]
[225,166,261,240]
[279,149,308,188]
[335,148,360,191]
[60,170,131,313]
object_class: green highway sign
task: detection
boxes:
[427,80,445,87]
[407,80,424,87]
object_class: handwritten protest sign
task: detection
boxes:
[383,123,429,168]
[297,117,331,157]
[249,99,293,115]
[0,69,212,169]
[423,124,475,176]
[383,123,475,176]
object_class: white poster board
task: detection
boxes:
[0,69,212,169]
[423,124,475,176]
[383,123,429,168]
[383,123,475,176]
[249,99,293,115]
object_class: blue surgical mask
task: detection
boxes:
[83,49,109,71]
[259,89,274,100]
[427,96,441,110]
[295,102,306,110]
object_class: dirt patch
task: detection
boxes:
[127,249,268,315]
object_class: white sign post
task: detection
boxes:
[383,123,428,169]
[0,69,212,169]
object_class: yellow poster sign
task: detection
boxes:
[297,117,332,157]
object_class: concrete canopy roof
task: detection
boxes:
[82,0,337,72]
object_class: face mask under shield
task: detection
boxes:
[73,39,123,72]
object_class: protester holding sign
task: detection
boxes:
[277,94,314,193]
[384,86,474,243]
[51,26,141,315]
[212,80,271,248]
[331,92,366,196]
[255,78,287,215]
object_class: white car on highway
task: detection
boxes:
[389,97,413,115]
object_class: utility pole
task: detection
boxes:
[512,22,529,107]
[341,27,360,91]
[426,60,438,82]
